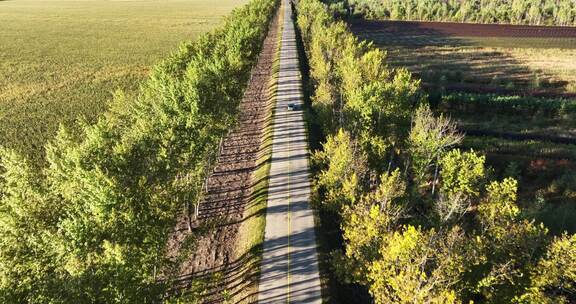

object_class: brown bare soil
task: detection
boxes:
[350,19,576,38]
[351,19,576,97]
[165,7,280,302]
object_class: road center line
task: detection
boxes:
[257,1,322,302]
[287,112,291,302]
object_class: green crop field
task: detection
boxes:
[0,0,247,166]
[352,21,576,234]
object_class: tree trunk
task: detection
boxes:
[387,148,395,173]
[186,200,193,232]
[431,157,439,196]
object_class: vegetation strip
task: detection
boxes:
[0,0,277,302]
[232,5,283,302]
[165,2,281,301]
[350,5,576,239]
[296,0,576,303]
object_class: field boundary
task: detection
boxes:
[232,3,283,302]
[350,19,576,37]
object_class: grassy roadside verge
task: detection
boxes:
[232,4,283,302]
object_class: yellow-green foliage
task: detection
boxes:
[440,149,486,199]
[297,0,422,168]
[0,0,277,302]
[312,129,367,211]
[297,0,576,303]
[479,178,521,232]
[408,104,463,187]
[368,226,462,304]
[338,169,406,284]
[517,233,576,304]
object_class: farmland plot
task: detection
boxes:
[351,19,576,233]
[0,0,247,166]
[351,20,576,94]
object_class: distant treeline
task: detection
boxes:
[348,0,576,26]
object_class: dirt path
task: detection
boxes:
[166,6,280,302]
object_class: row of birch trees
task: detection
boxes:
[0,0,277,302]
[296,0,576,302]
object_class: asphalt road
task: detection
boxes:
[257,0,322,303]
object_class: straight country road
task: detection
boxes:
[257,0,322,303]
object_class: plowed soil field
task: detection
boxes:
[351,19,576,38]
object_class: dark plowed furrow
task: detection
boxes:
[165,6,280,301]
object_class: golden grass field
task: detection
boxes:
[0,0,247,165]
